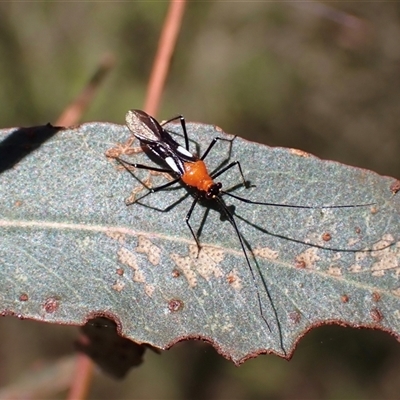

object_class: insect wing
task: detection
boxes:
[159,128,195,162]
[125,109,163,144]
[125,109,187,175]
[156,122,196,162]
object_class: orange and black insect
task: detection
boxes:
[116,109,371,333]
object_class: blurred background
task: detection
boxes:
[0,2,399,399]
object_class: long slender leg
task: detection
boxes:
[161,115,189,151]
[201,136,236,161]
[147,177,181,193]
[211,160,247,187]
[126,178,182,206]
[185,194,202,251]
[116,158,172,174]
[161,115,183,125]
[117,157,181,204]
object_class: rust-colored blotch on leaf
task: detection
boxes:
[341,294,350,303]
[43,297,60,313]
[372,292,381,302]
[322,232,332,241]
[168,299,184,312]
[370,308,383,323]
[19,293,29,302]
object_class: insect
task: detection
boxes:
[115,109,371,334]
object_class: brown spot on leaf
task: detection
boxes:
[168,299,184,312]
[295,260,306,269]
[290,148,311,157]
[172,269,181,278]
[43,297,60,313]
[390,179,400,195]
[289,311,301,324]
[226,270,242,290]
[372,292,381,302]
[370,308,383,323]
[370,206,378,214]
[116,268,124,276]
[19,293,28,302]
[341,294,349,303]
[322,232,332,242]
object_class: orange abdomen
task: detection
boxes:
[181,160,214,192]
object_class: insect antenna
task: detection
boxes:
[221,190,375,210]
[233,210,393,253]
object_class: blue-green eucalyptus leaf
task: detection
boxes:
[0,121,399,364]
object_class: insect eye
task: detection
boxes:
[206,183,222,199]
[205,192,213,199]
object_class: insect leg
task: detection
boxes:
[185,194,202,253]
[116,157,181,204]
[201,136,236,161]
[116,158,172,173]
[161,115,189,151]
[211,160,248,188]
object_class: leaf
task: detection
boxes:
[0,122,399,365]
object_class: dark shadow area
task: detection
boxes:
[77,317,159,379]
[0,124,64,173]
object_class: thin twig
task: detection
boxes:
[60,54,115,400]
[66,349,94,400]
[144,0,186,116]
[66,4,186,398]
[56,53,115,126]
